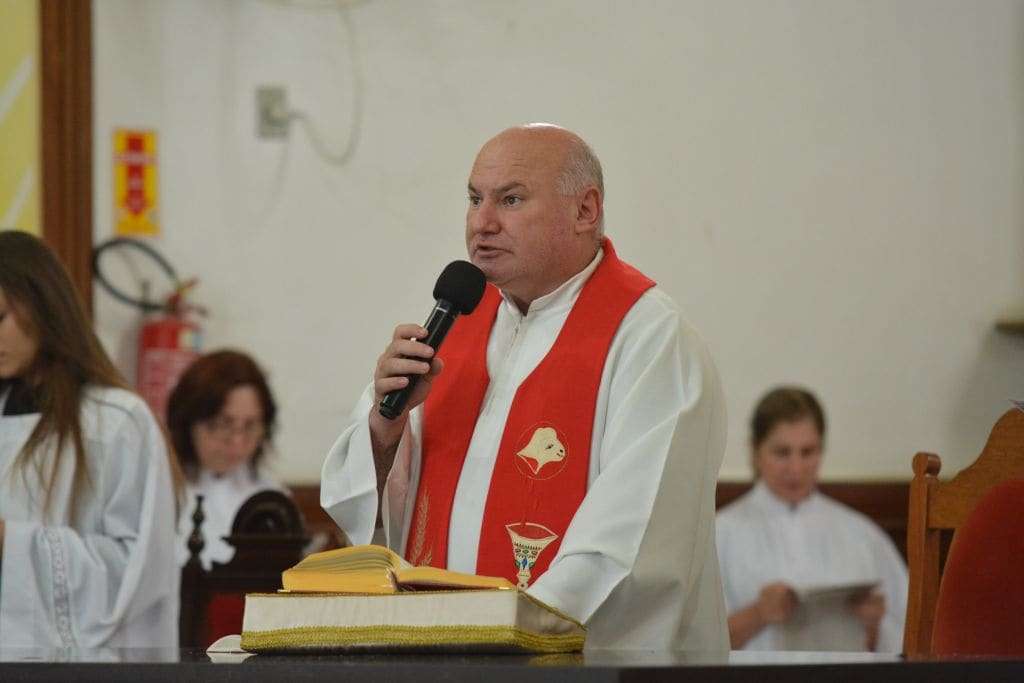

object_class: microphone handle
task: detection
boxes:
[378,300,458,419]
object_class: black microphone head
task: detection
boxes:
[433,260,486,315]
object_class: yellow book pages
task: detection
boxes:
[395,566,514,591]
[281,545,514,594]
[289,545,409,570]
[282,545,410,593]
[282,570,394,594]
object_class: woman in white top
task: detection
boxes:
[716,387,908,652]
[168,349,285,569]
[0,230,182,647]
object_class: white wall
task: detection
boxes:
[93,0,1024,484]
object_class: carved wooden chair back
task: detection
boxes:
[179,491,309,647]
[903,408,1024,655]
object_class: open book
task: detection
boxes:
[241,545,584,653]
[281,544,514,593]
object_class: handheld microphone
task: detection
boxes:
[378,260,487,420]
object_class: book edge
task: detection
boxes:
[239,624,585,654]
[245,589,587,634]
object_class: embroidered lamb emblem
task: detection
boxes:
[516,426,566,475]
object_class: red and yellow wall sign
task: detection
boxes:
[113,129,159,236]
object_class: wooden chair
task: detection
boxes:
[903,408,1024,656]
[179,491,310,648]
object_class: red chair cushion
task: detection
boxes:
[204,592,246,648]
[932,479,1024,656]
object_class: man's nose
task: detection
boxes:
[469,199,500,234]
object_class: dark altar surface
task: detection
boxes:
[2,648,1023,683]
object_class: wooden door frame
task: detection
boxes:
[39,0,93,312]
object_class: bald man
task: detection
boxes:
[321,124,728,651]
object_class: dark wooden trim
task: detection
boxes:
[995,318,1024,335]
[39,0,93,313]
[290,481,912,561]
[291,484,341,538]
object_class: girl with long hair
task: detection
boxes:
[0,230,183,647]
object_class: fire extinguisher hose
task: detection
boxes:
[92,237,181,313]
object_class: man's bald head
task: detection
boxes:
[482,124,605,235]
[465,124,606,312]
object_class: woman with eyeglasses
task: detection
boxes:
[167,349,286,568]
[0,230,182,647]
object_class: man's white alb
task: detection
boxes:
[322,248,729,650]
[0,386,179,647]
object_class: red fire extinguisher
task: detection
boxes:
[137,280,203,422]
[93,237,208,423]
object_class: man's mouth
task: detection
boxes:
[473,245,506,259]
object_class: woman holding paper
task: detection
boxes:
[0,230,182,647]
[715,387,908,652]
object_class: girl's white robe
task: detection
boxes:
[0,386,179,648]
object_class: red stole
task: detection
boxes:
[405,239,655,588]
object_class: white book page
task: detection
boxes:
[780,581,879,651]
[792,580,878,603]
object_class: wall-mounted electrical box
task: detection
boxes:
[256,86,289,139]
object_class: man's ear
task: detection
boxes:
[574,187,602,235]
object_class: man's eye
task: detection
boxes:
[468,195,481,206]
[503,195,521,206]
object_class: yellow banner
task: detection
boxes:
[0,0,41,234]
[113,129,159,236]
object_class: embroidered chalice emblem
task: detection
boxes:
[505,522,559,589]
[516,426,566,476]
